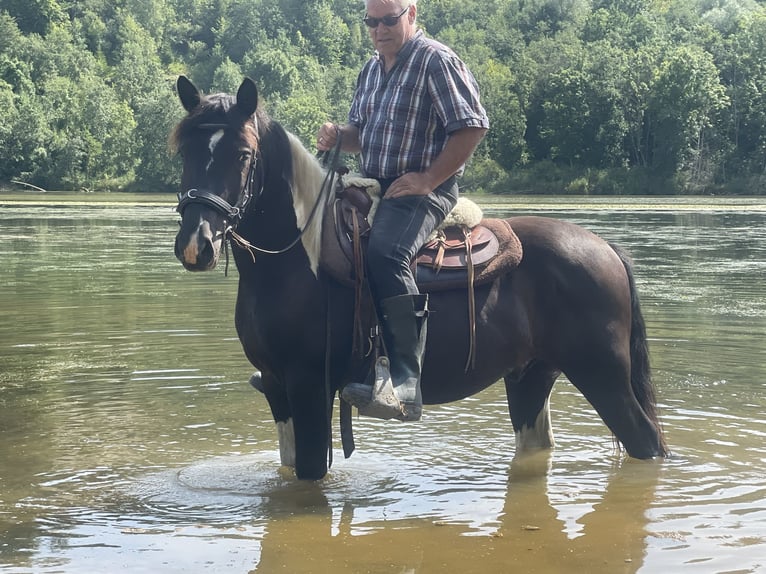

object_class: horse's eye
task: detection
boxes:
[238,151,251,163]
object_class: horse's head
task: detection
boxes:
[171,76,262,271]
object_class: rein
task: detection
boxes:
[228,134,344,259]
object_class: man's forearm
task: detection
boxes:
[338,124,362,154]
[422,126,487,190]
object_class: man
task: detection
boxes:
[316,0,489,421]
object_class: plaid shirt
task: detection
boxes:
[348,30,489,179]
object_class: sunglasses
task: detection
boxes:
[363,5,410,28]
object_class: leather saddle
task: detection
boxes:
[417,225,499,270]
[322,180,522,292]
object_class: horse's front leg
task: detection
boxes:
[246,363,330,479]
[259,370,297,468]
[284,366,330,480]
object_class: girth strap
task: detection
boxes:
[464,228,477,372]
[419,225,478,372]
[350,206,366,356]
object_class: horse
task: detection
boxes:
[171,76,667,480]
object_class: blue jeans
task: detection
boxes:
[366,176,458,300]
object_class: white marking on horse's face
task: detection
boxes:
[207,129,224,172]
[179,217,219,269]
[277,418,296,468]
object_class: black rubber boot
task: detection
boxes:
[341,293,428,421]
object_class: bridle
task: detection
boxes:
[175,122,262,228]
[175,122,343,262]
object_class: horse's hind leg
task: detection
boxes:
[564,358,663,459]
[504,361,560,454]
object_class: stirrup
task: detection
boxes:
[341,357,422,422]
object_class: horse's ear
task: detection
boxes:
[177,75,202,113]
[236,78,259,118]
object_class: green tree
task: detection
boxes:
[1,0,66,35]
[272,87,329,147]
[32,72,136,188]
[242,39,301,100]
[279,0,350,66]
[716,10,766,183]
[0,11,24,55]
[215,1,266,62]
[1,0,764,193]
[133,84,183,190]
[109,11,166,108]
[475,58,527,170]
[647,44,729,188]
[211,56,243,93]
[0,79,21,180]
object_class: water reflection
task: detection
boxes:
[168,451,659,574]
[7,451,660,573]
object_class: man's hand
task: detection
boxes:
[316,122,338,152]
[384,172,435,199]
[316,123,362,153]
[385,126,487,199]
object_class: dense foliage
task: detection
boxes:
[1,0,764,194]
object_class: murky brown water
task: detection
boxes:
[1,198,764,573]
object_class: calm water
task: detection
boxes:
[0,198,764,573]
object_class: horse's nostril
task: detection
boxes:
[199,237,215,264]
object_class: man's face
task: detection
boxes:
[365,1,415,62]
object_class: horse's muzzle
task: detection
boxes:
[174,218,220,271]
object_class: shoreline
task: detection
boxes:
[3,192,765,212]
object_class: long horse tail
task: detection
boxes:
[610,243,668,456]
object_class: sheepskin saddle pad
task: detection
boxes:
[319,176,523,292]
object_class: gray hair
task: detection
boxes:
[365,0,417,8]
